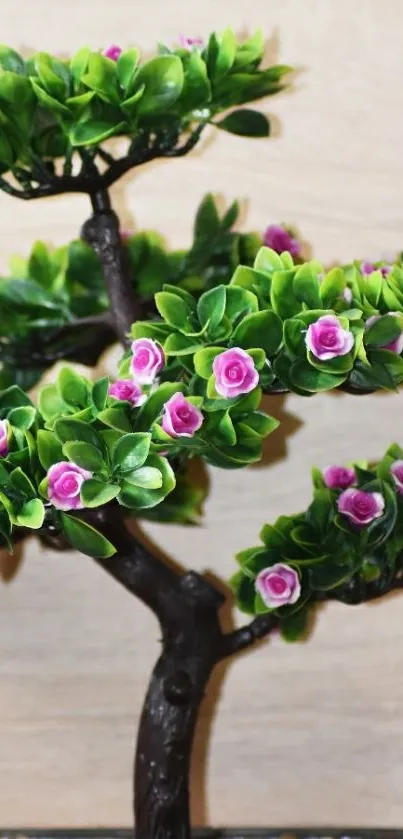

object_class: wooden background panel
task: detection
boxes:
[1,0,403,829]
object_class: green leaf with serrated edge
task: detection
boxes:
[135,383,186,432]
[62,441,104,472]
[240,411,278,437]
[0,386,33,409]
[113,433,151,472]
[57,367,89,408]
[193,193,220,239]
[80,479,120,508]
[92,377,109,412]
[225,285,259,319]
[60,513,116,558]
[81,53,120,103]
[215,27,236,77]
[121,84,146,116]
[123,466,163,489]
[7,406,36,430]
[319,267,345,306]
[0,46,26,75]
[254,246,284,273]
[54,418,104,450]
[38,385,68,422]
[231,310,282,355]
[197,285,226,332]
[16,498,45,530]
[30,78,70,115]
[155,291,193,330]
[216,108,270,137]
[290,360,346,392]
[283,318,307,359]
[230,265,270,296]
[271,270,300,319]
[119,454,175,509]
[280,607,310,642]
[69,119,127,146]
[214,411,237,446]
[70,47,90,86]
[37,430,63,470]
[308,351,354,375]
[98,406,133,432]
[247,348,266,369]
[130,321,172,341]
[161,283,197,308]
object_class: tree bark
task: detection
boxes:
[82,190,141,344]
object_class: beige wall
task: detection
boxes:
[1,0,403,829]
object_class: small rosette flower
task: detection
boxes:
[255,563,301,609]
[306,315,354,361]
[47,461,92,511]
[337,488,385,527]
[179,35,204,50]
[162,393,203,438]
[323,465,356,490]
[109,379,146,407]
[0,419,9,456]
[390,460,403,494]
[103,44,122,61]
[365,313,403,354]
[263,224,301,258]
[130,338,165,385]
[213,348,259,399]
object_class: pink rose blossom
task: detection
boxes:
[365,313,403,354]
[108,379,146,407]
[360,261,392,278]
[103,44,122,61]
[0,419,9,456]
[337,488,385,528]
[162,392,203,438]
[323,465,356,490]
[213,347,259,399]
[179,35,204,50]
[390,460,403,494]
[263,224,301,258]
[131,338,165,384]
[305,315,354,360]
[47,461,92,512]
[255,563,301,609]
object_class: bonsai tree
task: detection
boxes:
[2,29,403,839]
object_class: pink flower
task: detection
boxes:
[255,563,301,609]
[323,465,356,490]
[179,35,204,50]
[108,379,146,407]
[365,313,403,354]
[162,392,203,438]
[263,224,301,258]
[337,488,385,528]
[213,347,259,399]
[120,229,131,242]
[103,44,122,61]
[390,460,403,494]
[0,419,9,456]
[360,261,392,278]
[47,461,92,512]
[131,338,165,385]
[305,315,354,360]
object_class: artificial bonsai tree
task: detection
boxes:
[2,29,403,839]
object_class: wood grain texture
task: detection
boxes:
[1,0,403,828]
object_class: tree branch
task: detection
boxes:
[220,613,279,658]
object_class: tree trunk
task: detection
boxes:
[134,615,220,839]
[82,189,141,344]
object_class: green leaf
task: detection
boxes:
[197,285,226,331]
[216,108,270,137]
[10,467,36,497]
[283,318,307,358]
[271,269,300,319]
[16,498,45,530]
[119,453,175,509]
[293,263,322,308]
[290,360,346,392]
[320,267,346,307]
[69,118,126,146]
[280,607,309,642]
[62,441,104,472]
[54,418,104,450]
[0,46,25,75]
[135,382,186,432]
[194,193,220,239]
[92,377,109,412]
[37,430,64,470]
[117,48,140,93]
[57,367,89,408]
[225,285,259,319]
[60,513,116,558]
[30,77,70,115]
[179,49,211,111]
[80,479,120,508]
[123,466,163,489]
[365,315,402,348]
[135,55,184,116]
[113,432,151,472]
[81,53,119,103]
[215,28,236,77]
[194,346,223,379]
[230,571,256,615]
[155,291,193,330]
[163,333,203,356]
[231,310,282,355]
[7,406,36,430]
[38,384,69,423]
[98,406,133,432]
[70,47,90,87]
